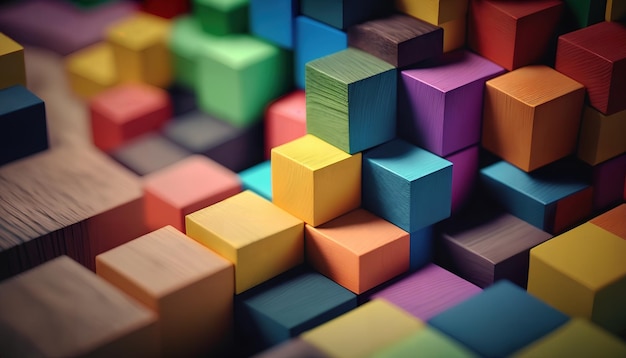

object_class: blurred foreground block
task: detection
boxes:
[0,33,26,90]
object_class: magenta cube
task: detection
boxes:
[398,50,505,156]
[592,153,626,212]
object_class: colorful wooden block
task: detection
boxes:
[105,12,172,88]
[440,16,467,52]
[300,0,389,30]
[528,222,626,335]
[468,0,563,71]
[429,280,569,358]
[185,190,304,294]
[577,107,626,166]
[196,34,291,127]
[398,50,505,157]
[306,48,396,154]
[362,139,453,233]
[556,21,626,115]
[590,204,626,240]
[96,226,234,357]
[436,199,553,288]
[143,155,241,232]
[372,326,479,358]
[271,134,361,227]
[369,263,482,321]
[65,42,118,99]
[294,16,347,89]
[606,0,626,21]
[305,208,410,294]
[193,0,248,36]
[169,15,216,90]
[590,154,626,212]
[239,160,272,201]
[264,90,306,159]
[163,110,264,172]
[301,299,423,357]
[0,33,26,90]
[0,85,48,166]
[250,0,298,48]
[90,83,172,152]
[347,13,443,68]
[561,0,606,30]
[0,256,158,357]
[236,268,356,352]
[143,0,190,19]
[482,65,585,172]
[110,132,191,176]
[446,145,479,214]
[253,338,328,358]
[395,0,468,26]
[410,226,435,271]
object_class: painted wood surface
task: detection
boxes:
[110,132,191,176]
[395,0,468,26]
[590,203,626,240]
[0,33,26,90]
[249,0,298,49]
[577,107,626,166]
[264,90,306,159]
[590,154,626,212]
[65,42,118,99]
[446,145,479,214]
[239,160,272,201]
[300,0,389,30]
[373,327,479,358]
[193,0,248,36]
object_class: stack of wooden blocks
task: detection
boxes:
[0,0,625,356]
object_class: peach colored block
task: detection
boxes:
[590,204,626,240]
[90,83,172,152]
[143,155,241,232]
[305,208,410,294]
[264,90,306,159]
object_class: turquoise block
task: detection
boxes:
[410,226,433,272]
[362,139,453,233]
[294,16,347,89]
[428,280,569,358]
[239,160,272,201]
[250,0,298,49]
[300,0,389,30]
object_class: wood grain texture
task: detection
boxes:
[65,42,118,99]
[264,90,306,159]
[109,132,191,176]
[590,203,626,240]
[590,154,626,212]
[306,47,396,154]
[239,160,272,201]
[0,33,26,90]
[556,21,626,115]
[577,106,626,166]
[395,0,468,25]
[0,256,158,357]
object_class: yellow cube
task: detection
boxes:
[271,134,361,227]
[65,42,118,99]
[395,0,468,25]
[0,33,26,90]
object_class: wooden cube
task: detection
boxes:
[169,15,216,90]
[347,14,443,68]
[429,280,569,358]
[109,132,191,176]
[90,83,172,152]
[590,154,626,212]
[555,21,626,115]
[96,226,234,357]
[468,0,563,71]
[409,226,435,271]
[301,299,423,357]
[65,42,118,99]
[106,12,172,88]
[482,66,585,172]
[250,0,298,49]
[373,327,479,358]
[271,134,361,227]
[185,190,304,294]
[395,0,468,26]
[142,0,190,19]
[264,90,306,159]
[143,155,241,232]
[528,222,626,335]
[606,0,626,21]
[398,50,504,157]
[0,256,158,357]
[362,139,452,233]
[369,263,482,321]
[0,33,26,90]
[446,145,479,214]
[577,107,626,165]
[239,160,272,201]
[590,204,626,240]
[561,0,606,30]
[193,0,248,36]
[300,0,388,30]
[305,208,410,294]
[0,85,48,166]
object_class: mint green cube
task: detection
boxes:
[169,16,217,90]
[193,0,249,36]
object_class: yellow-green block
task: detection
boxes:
[372,326,478,358]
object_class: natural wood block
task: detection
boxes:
[143,155,241,232]
[482,65,585,172]
[89,83,172,152]
[143,0,190,19]
[193,0,248,36]
[185,190,304,294]
[301,299,423,357]
[306,48,396,154]
[196,34,291,127]
[264,90,306,159]
[368,263,482,321]
[577,106,626,165]
[429,280,569,358]
[250,0,298,49]
[440,15,467,52]
[513,318,626,358]
[347,13,443,68]
[398,50,505,157]
[395,0,468,26]
[105,12,172,88]
[0,85,48,166]
[556,21,626,115]
[109,132,191,176]
[372,326,479,358]
[446,145,479,214]
[253,338,329,358]
[0,33,26,90]
[0,256,158,357]
[96,225,234,357]
[435,199,553,288]
[300,0,390,30]
[590,154,626,212]
[606,0,626,21]
[163,110,264,172]
[305,208,410,294]
[271,134,361,226]
[561,0,606,30]
[239,160,272,201]
[65,42,118,100]
[480,160,593,234]
[590,203,626,240]
[362,139,453,233]
[528,222,626,335]
[468,0,563,71]
[294,16,347,89]
[168,15,215,90]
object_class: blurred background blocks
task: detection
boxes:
[253,338,328,358]
[577,107,626,166]
[561,0,606,30]
[590,154,626,212]
[109,133,191,176]
[169,15,214,90]
[194,0,248,36]
[249,0,298,49]
[65,42,118,99]
[264,90,306,159]
[300,0,388,30]
[373,327,479,358]
[239,160,272,201]
[143,0,190,19]
[0,33,26,90]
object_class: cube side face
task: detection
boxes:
[141,42,172,88]
[359,233,410,293]
[300,0,343,29]
[410,166,452,231]
[313,154,361,226]
[442,82,485,156]
[143,188,185,231]
[250,0,296,48]
[552,187,593,234]
[593,277,626,335]
[271,150,315,225]
[512,3,563,70]
[197,55,244,126]
[468,0,517,70]
[195,0,248,35]
[0,34,26,90]
[396,0,467,25]
[397,26,443,68]
[576,106,626,165]
[436,233,496,288]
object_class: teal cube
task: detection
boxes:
[239,160,272,201]
[193,0,248,36]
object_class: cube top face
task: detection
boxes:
[307,48,395,85]
[96,225,233,297]
[269,90,306,121]
[66,42,116,85]
[531,223,626,290]
[0,85,43,115]
[170,15,212,55]
[590,203,626,239]
[107,13,170,50]
[486,65,584,107]
[199,34,280,69]
[373,327,479,358]
[428,280,569,358]
[559,21,626,62]
[0,32,23,55]
[350,13,440,44]
[90,83,170,124]
[272,134,353,171]
[195,0,247,11]
[485,0,563,19]
[186,190,303,249]
[164,111,238,152]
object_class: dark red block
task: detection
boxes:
[142,0,190,19]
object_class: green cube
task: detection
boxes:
[193,0,249,36]
[169,16,217,90]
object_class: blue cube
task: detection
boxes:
[249,0,298,49]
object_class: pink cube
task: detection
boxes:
[264,90,306,159]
